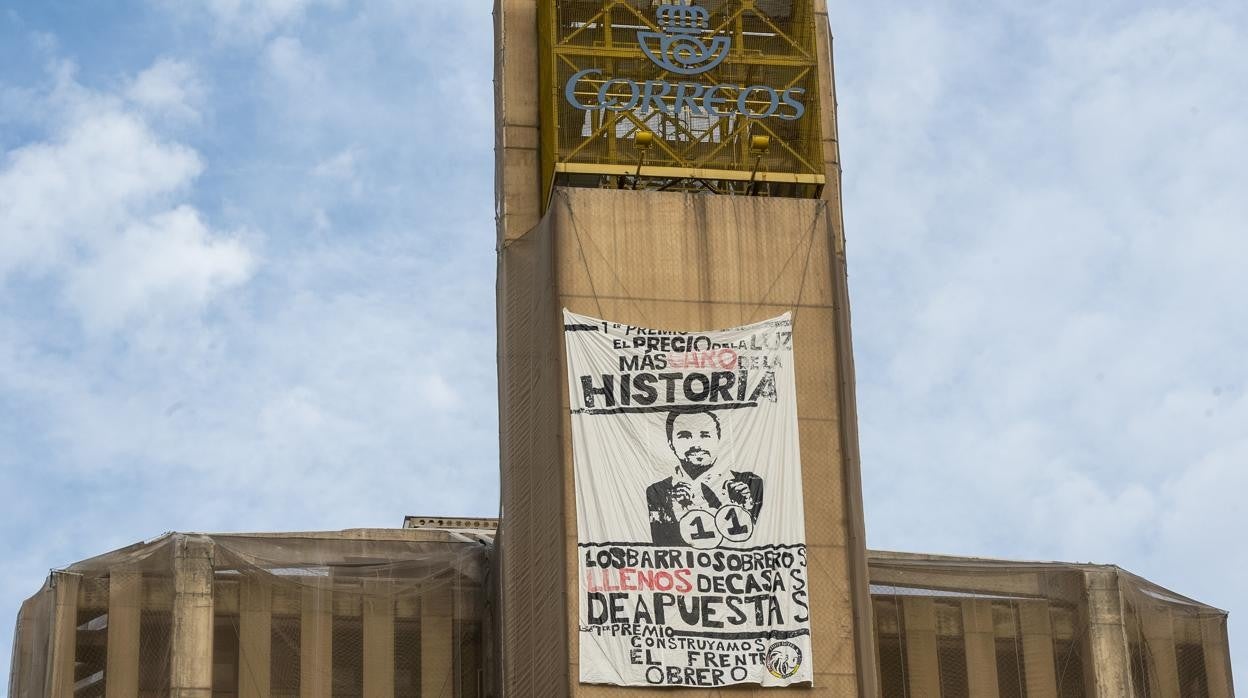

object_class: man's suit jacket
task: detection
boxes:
[646,470,764,545]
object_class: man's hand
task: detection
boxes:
[726,480,753,508]
[673,481,695,509]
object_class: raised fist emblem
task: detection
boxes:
[637,4,731,76]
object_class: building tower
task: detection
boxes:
[494,0,877,693]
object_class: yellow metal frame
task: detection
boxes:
[539,0,824,208]
[555,162,824,185]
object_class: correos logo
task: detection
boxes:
[637,4,730,75]
[563,2,807,122]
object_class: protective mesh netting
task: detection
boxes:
[495,187,877,695]
[868,554,1233,698]
[9,531,493,698]
[10,533,1234,696]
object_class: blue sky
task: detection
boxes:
[2,0,1245,686]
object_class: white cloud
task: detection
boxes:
[311,147,359,179]
[263,35,321,87]
[0,55,258,332]
[0,112,200,272]
[0,61,253,331]
[419,373,462,410]
[251,4,493,158]
[1155,428,1248,602]
[125,58,205,122]
[172,0,341,41]
[65,206,254,331]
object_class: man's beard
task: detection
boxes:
[681,448,715,468]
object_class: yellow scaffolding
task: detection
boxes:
[538,0,825,207]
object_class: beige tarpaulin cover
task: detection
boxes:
[8,530,1234,696]
[9,530,492,697]
[497,186,875,695]
[867,552,1235,697]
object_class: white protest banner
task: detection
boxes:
[564,310,811,688]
